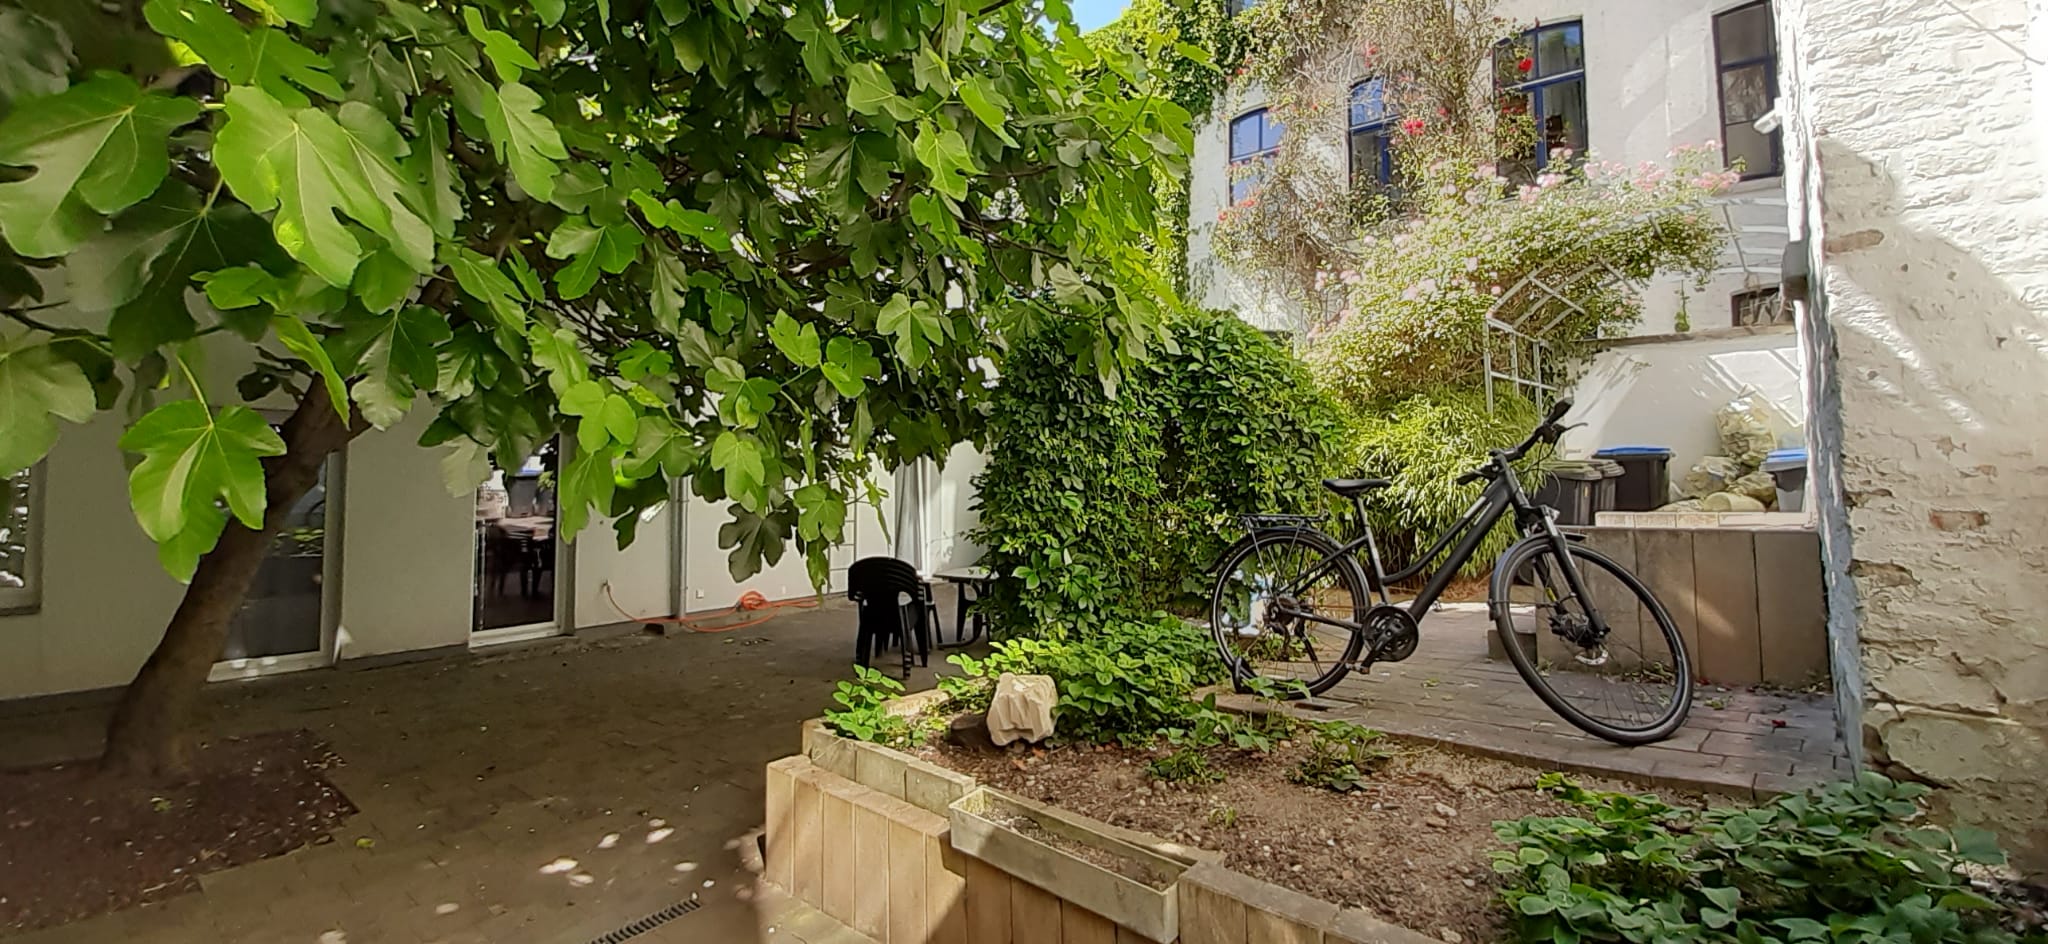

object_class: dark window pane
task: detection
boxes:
[1724,123,1779,177]
[0,469,33,605]
[1715,3,1772,63]
[1350,127,1392,183]
[1535,23,1584,78]
[1261,113,1285,152]
[1229,111,1264,160]
[1538,77,1588,158]
[1720,64,1771,124]
[1350,79,1387,127]
[224,461,325,659]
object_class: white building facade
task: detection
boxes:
[1185,0,1806,474]
[0,380,902,703]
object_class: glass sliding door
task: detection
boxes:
[222,464,329,660]
[474,441,560,635]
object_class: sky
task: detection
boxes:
[1070,0,1132,32]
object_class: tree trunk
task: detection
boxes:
[100,385,362,780]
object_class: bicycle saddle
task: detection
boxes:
[1321,478,1392,498]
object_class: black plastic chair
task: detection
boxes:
[846,557,937,679]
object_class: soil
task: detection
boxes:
[983,809,1176,889]
[920,736,1698,942]
[0,729,356,935]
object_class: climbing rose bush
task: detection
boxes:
[1308,145,1737,408]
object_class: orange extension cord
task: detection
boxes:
[603,582,818,633]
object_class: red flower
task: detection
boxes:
[1517,56,1534,72]
[1400,117,1426,135]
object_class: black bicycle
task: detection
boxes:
[1208,398,1693,745]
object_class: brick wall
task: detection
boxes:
[1777,0,2048,869]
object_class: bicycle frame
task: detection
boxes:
[1263,451,1574,634]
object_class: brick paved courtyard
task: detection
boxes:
[0,600,945,944]
[0,596,1845,944]
[1220,603,1847,800]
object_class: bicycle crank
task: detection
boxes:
[1362,604,1420,663]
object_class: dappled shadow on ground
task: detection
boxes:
[0,598,960,943]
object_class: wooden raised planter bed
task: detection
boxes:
[768,720,1443,944]
[950,787,1192,942]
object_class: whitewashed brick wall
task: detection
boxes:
[1780,0,2048,868]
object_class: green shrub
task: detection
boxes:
[943,616,1232,745]
[973,309,1343,634]
[1492,772,2034,944]
[1336,387,1542,576]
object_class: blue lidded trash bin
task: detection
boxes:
[1762,447,1809,512]
[1592,446,1675,512]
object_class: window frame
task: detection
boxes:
[0,463,46,616]
[1347,78,1397,189]
[1227,107,1283,204]
[1712,0,1782,179]
[1497,21,1589,174]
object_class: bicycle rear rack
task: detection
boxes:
[1238,513,1327,530]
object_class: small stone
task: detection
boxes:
[1434,802,1459,818]
[1462,878,1477,888]
[1424,816,1448,829]
[1441,929,1464,944]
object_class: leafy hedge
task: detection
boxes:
[973,308,1342,633]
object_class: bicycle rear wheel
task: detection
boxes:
[1490,536,1693,744]
[1209,528,1367,698]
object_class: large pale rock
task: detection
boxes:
[986,673,1057,746]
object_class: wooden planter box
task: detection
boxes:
[949,787,1193,943]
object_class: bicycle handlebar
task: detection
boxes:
[1456,398,1575,485]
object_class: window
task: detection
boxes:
[1348,78,1396,188]
[1496,21,1588,180]
[1713,1,1781,178]
[1732,287,1790,326]
[1,465,42,614]
[1227,0,1257,15]
[1227,108,1284,203]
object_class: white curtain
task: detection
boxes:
[891,460,930,574]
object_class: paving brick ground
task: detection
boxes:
[0,600,924,944]
[0,595,1845,944]
[1220,603,1847,800]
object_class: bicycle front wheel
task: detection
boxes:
[1490,536,1693,744]
[1209,528,1367,698]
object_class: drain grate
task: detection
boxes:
[586,899,703,944]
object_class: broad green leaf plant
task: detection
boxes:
[0,0,1189,774]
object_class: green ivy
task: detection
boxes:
[1492,772,2038,944]
[974,308,1343,634]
